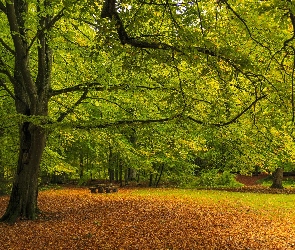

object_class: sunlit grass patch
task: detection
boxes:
[129,188,295,215]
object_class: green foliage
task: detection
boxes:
[196,169,243,188]
[77,171,92,185]
[40,146,78,184]
[39,184,62,191]
[0,95,18,192]
[2,0,295,201]
[217,171,244,188]
[0,180,12,195]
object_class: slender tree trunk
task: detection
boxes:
[115,168,119,182]
[109,168,114,183]
[149,173,153,187]
[0,164,4,180]
[0,122,46,223]
[136,171,140,184]
[79,154,84,179]
[119,163,123,187]
[155,164,164,188]
[124,168,129,185]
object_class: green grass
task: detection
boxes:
[128,188,295,216]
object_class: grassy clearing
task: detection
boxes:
[130,188,295,215]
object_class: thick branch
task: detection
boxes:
[100,0,248,73]
[0,78,16,100]
[56,90,88,122]
[0,2,6,14]
[291,47,295,123]
[0,37,15,55]
[101,0,181,51]
[284,12,295,47]
[50,83,127,97]
[35,0,53,97]
[0,57,15,85]
[6,2,37,106]
[50,82,175,97]
[187,94,267,127]
[223,1,271,52]
[89,97,135,115]
[73,113,180,129]
[28,7,65,51]
[139,1,178,7]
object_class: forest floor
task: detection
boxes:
[1,187,295,249]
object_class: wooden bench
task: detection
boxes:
[104,186,118,193]
[89,184,118,194]
[89,187,98,193]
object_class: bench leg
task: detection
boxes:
[90,188,97,193]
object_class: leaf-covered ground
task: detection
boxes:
[1,188,295,249]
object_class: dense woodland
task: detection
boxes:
[1,0,295,223]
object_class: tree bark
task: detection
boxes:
[2,0,56,223]
[119,163,123,187]
[79,153,84,179]
[270,167,284,189]
[0,122,46,223]
[108,168,115,183]
[149,173,153,187]
[155,164,164,188]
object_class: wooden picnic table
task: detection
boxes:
[89,184,118,193]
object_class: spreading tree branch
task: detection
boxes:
[73,113,181,130]
[284,11,295,47]
[187,94,267,127]
[222,0,271,53]
[99,0,269,128]
[139,1,178,7]
[0,37,15,55]
[50,81,177,97]
[0,57,16,87]
[291,46,295,123]
[0,78,16,100]
[88,97,135,115]
[49,83,128,97]
[101,0,181,51]
[28,7,65,51]
[100,0,253,75]
[196,1,205,36]
[101,0,116,18]
[56,90,88,122]
[70,95,266,130]
[0,2,6,14]
[6,1,39,107]
[282,11,295,123]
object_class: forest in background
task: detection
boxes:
[1,0,295,222]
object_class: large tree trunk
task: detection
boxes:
[0,122,46,223]
[270,167,284,189]
[0,0,53,224]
